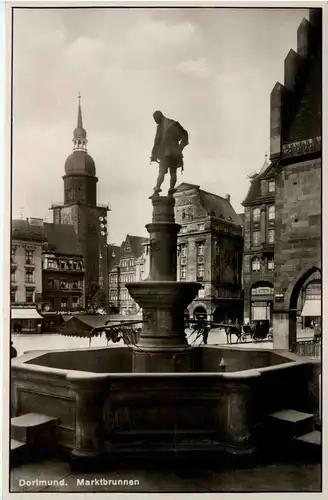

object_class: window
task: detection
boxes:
[268,205,275,220]
[129,259,134,266]
[141,267,144,280]
[60,280,68,289]
[26,290,34,303]
[199,223,205,231]
[180,265,186,280]
[11,291,16,303]
[197,243,204,256]
[72,280,79,289]
[47,259,56,269]
[11,270,16,282]
[268,258,274,271]
[268,180,275,192]
[72,297,79,308]
[252,231,260,245]
[61,297,68,309]
[197,263,204,281]
[48,279,54,289]
[25,269,34,283]
[252,208,261,222]
[11,247,16,262]
[25,249,34,264]
[181,245,187,258]
[268,229,275,243]
[252,257,261,272]
[60,261,66,270]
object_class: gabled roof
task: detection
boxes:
[43,223,82,256]
[175,183,241,226]
[12,219,83,256]
[125,234,148,258]
[12,220,45,242]
[199,190,241,225]
[242,160,278,206]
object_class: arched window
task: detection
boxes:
[252,257,261,272]
[253,207,261,222]
[268,205,275,220]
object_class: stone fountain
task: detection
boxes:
[10,192,321,472]
[127,195,201,373]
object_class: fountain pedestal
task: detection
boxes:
[127,196,201,373]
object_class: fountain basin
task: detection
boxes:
[11,345,320,466]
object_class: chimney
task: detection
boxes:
[225,194,231,203]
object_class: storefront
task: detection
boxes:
[11,307,43,333]
[300,280,321,327]
[250,284,274,324]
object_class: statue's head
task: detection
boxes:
[153,110,164,124]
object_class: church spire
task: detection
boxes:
[73,93,88,152]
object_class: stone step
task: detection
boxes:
[11,413,58,444]
[269,409,314,423]
[294,430,321,447]
[10,439,29,467]
[268,408,315,437]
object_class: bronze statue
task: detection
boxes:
[150,111,189,196]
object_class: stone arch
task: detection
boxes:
[288,266,321,350]
[192,304,208,319]
[213,305,225,324]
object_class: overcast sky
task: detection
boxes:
[12,7,308,245]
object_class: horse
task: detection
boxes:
[225,324,242,344]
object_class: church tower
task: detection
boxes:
[51,96,109,308]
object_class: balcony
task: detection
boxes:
[25,260,35,268]
[25,280,35,287]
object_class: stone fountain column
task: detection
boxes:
[127,196,201,373]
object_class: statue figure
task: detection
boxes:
[150,110,189,197]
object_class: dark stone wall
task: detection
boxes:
[273,157,321,306]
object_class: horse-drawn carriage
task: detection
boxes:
[225,320,273,344]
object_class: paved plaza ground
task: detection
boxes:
[11,325,315,357]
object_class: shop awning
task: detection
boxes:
[11,308,43,320]
[301,300,321,317]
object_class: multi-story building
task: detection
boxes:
[242,155,278,324]
[270,9,321,350]
[42,222,85,313]
[174,183,244,323]
[109,234,148,315]
[50,96,109,309]
[11,218,44,332]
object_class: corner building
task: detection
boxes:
[174,183,243,323]
[270,9,321,349]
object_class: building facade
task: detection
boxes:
[41,223,85,313]
[269,9,322,349]
[242,156,278,324]
[50,97,109,309]
[11,218,44,332]
[174,183,243,323]
[109,234,148,315]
